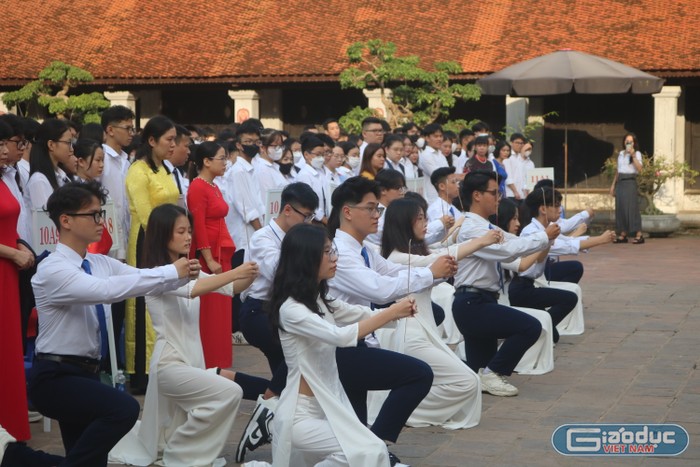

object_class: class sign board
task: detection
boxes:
[32,200,119,253]
[525,168,555,192]
[265,188,284,225]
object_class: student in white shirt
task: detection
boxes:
[383,134,408,175]
[337,141,360,180]
[217,120,266,252]
[364,168,407,248]
[417,123,448,203]
[28,181,199,466]
[426,166,463,228]
[254,129,289,194]
[27,119,75,211]
[452,171,559,397]
[358,116,386,162]
[164,125,191,207]
[0,115,32,244]
[400,134,417,179]
[294,136,331,224]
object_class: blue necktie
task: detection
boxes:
[361,247,370,268]
[81,259,109,360]
[449,206,455,217]
[488,224,504,292]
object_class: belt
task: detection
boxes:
[35,353,101,374]
[455,286,499,300]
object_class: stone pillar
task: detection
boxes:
[526,97,545,168]
[103,91,136,113]
[0,93,16,114]
[653,85,683,213]
[505,95,528,137]
[259,89,283,130]
[363,88,392,121]
[228,90,260,123]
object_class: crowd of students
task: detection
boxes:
[0,109,619,466]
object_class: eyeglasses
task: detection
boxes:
[481,189,502,200]
[55,138,77,149]
[308,151,325,158]
[290,204,315,223]
[348,204,385,216]
[241,140,263,146]
[392,186,408,194]
[65,209,106,224]
[6,138,28,150]
[113,125,136,135]
[324,245,339,261]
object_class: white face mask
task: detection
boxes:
[347,155,361,168]
[477,132,489,137]
[268,146,283,161]
[416,137,426,149]
[524,150,532,158]
[293,151,303,163]
[311,156,325,169]
[488,145,495,154]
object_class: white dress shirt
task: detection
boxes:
[295,164,330,220]
[503,156,521,198]
[216,157,265,252]
[101,144,131,259]
[2,166,32,242]
[328,230,434,307]
[401,157,417,179]
[241,219,286,301]
[163,159,189,208]
[454,212,549,292]
[32,243,184,359]
[253,156,288,195]
[384,158,406,175]
[364,202,386,249]
[519,218,589,279]
[417,146,448,203]
[427,197,464,224]
[557,210,591,234]
[617,151,642,174]
[27,169,70,210]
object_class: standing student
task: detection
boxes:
[125,115,180,392]
[464,135,496,174]
[0,123,35,442]
[267,224,417,466]
[417,124,448,203]
[27,118,74,211]
[165,124,192,207]
[364,169,407,249]
[383,134,408,175]
[381,198,502,429]
[359,143,385,180]
[187,141,239,368]
[609,132,644,244]
[110,203,264,467]
[295,136,331,223]
[29,181,199,466]
[0,114,32,244]
[255,129,289,194]
[452,171,558,396]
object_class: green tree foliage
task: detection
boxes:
[339,40,481,129]
[2,61,110,124]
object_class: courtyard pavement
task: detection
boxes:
[27,235,700,466]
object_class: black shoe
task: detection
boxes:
[389,451,410,467]
[235,402,274,462]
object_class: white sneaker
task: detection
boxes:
[232,331,248,345]
[479,368,518,396]
[28,410,43,423]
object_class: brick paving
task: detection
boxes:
[27,235,700,466]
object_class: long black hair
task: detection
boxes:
[135,115,174,174]
[381,198,430,258]
[493,198,520,233]
[142,203,192,268]
[29,118,71,191]
[268,223,334,331]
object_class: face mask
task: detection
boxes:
[347,155,361,168]
[278,162,293,175]
[416,137,426,149]
[268,146,283,161]
[488,145,496,154]
[524,150,532,158]
[477,132,489,137]
[311,156,325,169]
[241,144,259,159]
[293,151,303,163]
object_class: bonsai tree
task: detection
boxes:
[604,155,698,214]
[339,40,481,129]
[2,61,110,124]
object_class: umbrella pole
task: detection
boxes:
[564,126,568,211]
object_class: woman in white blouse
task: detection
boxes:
[379,198,500,429]
[27,119,75,210]
[262,223,416,467]
[609,132,644,244]
[110,203,265,467]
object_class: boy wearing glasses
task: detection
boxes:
[29,181,199,466]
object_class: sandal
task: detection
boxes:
[632,236,645,244]
[613,236,628,244]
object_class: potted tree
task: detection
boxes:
[604,155,698,236]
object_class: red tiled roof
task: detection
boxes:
[1,0,699,85]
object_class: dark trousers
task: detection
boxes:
[545,260,583,283]
[452,291,542,376]
[0,442,64,467]
[431,301,445,327]
[231,249,246,333]
[508,278,578,343]
[28,358,139,467]
[239,298,287,395]
[336,345,433,443]
[110,299,126,370]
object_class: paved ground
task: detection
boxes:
[28,235,700,466]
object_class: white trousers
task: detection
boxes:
[292,395,349,467]
[157,352,243,467]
